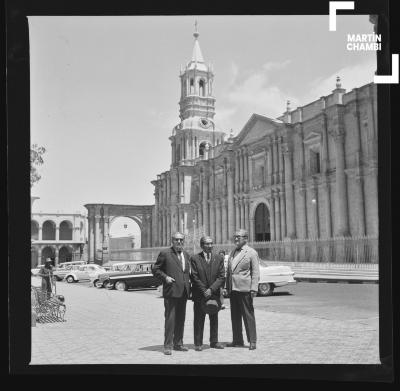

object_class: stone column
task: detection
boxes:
[274,191,281,240]
[244,198,250,234]
[310,184,320,238]
[227,165,235,239]
[235,151,240,193]
[240,198,245,229]
[295,124,305,180]
[297,184,308,239]
[209,200,215,240]
[282,143,296,238]
[39,226,43,241]
[158,212,162,246]
[267,139,273,185]
[244,149,249,192]
[248,154,254,190]
[330,123,349,236]
[171,141,176,165]
[235,198,240,231]
[268,194,275,241]
[55,247,59,266]
[89,215,95,262]
[202,171,209,234]
[167,211,171,243]
[273,136,279,185]
[322,180,332,238]
[215,199,222,243]
[56,226,60,241]
[220,199,227,243]
[38,247,42,264]
[241,150,245,193]
[280,188,286,238]
[186,136,190,162]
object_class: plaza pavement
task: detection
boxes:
[30,277,380,366]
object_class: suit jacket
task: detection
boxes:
[152,247,191,298]
[190,252,225,302]
[226,244,260,293]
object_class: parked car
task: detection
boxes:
[52,261,87,281]
[64,264,107,283]
[257,261,296,296]
[219,260,296,297]
[97,261,159,291]
[90,262,134,288]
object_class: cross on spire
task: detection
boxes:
[194,20,199,39]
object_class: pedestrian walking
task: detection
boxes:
[152,232,191,355]
[190,236,225,351]
[225,229,260,350]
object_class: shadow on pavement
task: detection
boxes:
[139,343,249,352]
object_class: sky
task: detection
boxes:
[29,15,376,236]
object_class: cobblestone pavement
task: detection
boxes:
[30,278,380,365]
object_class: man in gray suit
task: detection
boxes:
[225,229,260,350]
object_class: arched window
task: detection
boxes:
[190,78,194,94]
[42,220,56,240]
[199,141,208,157]
[41,246,55,263]
[60,220,73,240]
[31,220,39,240]
[254,203,271,242]
[199,79,205,96]
[176,144,181,162]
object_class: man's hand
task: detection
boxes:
[204,288,212,299]
[165,276,175,284]
[250,290,257,298]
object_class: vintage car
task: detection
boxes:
[63,263,107,283]
[257,260,296,295]
[91,262,137,288]
[97,261,159,291]
[52,261,88,281]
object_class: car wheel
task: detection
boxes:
[94,279,103,288]
[258,283,274,296]
[66,275,75,283]
[105,281,114,290]
[115,281,127,291]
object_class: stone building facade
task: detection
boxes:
[31,212,87,267]
[151,28,378,247]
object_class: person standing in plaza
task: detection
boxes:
[152,232,191,355]
[190,236,225,351]
[225,229,260,350]
[37,258,54,299]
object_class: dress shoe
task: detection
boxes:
[194,345,203,351]
[173,345,188,351]
[226,342,244,347]
[210,342,224,349]
[249,343,257,350]
[164,349,172,355]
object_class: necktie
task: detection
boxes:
[206,254,210,264]
[178,252,184,271]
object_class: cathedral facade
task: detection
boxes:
[151,27,378,250]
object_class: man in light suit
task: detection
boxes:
[225,229,260,350]
[190,236,225,351]
[152,232,191,355]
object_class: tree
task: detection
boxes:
[30,144,46,188]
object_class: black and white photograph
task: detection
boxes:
[7,0,395,380]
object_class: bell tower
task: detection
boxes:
[170,22,226,168]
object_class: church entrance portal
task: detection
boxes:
[254,203,271,242]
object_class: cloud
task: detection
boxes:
[217,60,295,133]
[303,58,376,103]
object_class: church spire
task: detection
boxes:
[191,20,205,65]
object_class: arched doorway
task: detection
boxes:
[31,220,39,240]
[42,220,56,240]
[109,217,141,249]
[59,246,73,262]
[254,203,270,242]
[60,220,73,240]
[41,246,55,263]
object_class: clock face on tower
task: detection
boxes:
[199,118,212,129]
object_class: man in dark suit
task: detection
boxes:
[152,232,191,355]
[190,236,225,351]
[225,229,260,350]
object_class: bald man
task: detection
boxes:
[225,229,260,350]
[152,232,191,355]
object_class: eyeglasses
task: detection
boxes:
[173,239,184,242]
[234,235,247,238]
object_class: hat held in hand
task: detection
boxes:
[201,298,220,315]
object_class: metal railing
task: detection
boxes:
[108,236,378,264]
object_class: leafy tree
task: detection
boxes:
[30,144,46,187]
